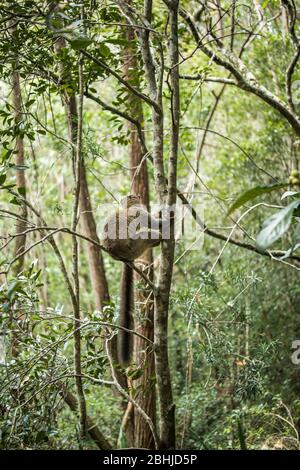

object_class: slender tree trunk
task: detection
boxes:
[11,66,27,275]
[125,0,178,448]
[153,0,179,449]
[122,9,156,449]
[11,59,28,357]
[71,49,87,438]
[128,83,156,452]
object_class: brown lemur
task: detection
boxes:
[101,195,162,365]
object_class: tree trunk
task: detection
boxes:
[130,122,156,450]
[122,8,156,449]
[11,66,27,275]
[11,60,27,358]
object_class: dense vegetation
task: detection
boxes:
[1,0,300,450]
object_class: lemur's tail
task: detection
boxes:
[118,263,134,365]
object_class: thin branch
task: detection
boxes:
[81,49,161,113]
[71,39,87,438]
[179,74,237,85]
[84,90,148,154]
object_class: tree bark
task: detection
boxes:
[151,0,179,449]
[122,7,156,449]
[135,0,177,449]
[11,66,27,275]
[11,56,28,358]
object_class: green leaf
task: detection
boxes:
[8,280,22,298]
[17,187,26,196]
[106,38,129,46]
[227,183,287,215]
[0,174,6,185]
[256,199,300,251]
[98,43,111,57]
[31,269,42,281]
[69,36,93,50]
[9,197,21,206]
[25,99,35,108]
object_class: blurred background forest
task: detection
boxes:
[1,0,300,451]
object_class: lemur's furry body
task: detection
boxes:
[101,195,160,365]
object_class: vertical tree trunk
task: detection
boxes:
[11,58,27,358]
[122,9,156,449]
[129,102,156,451]
[130,0,177,448]
[71,48,87,438]
[153,0,179,449]
[11,66,27,275]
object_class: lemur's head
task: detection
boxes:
[120,194,141,209]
